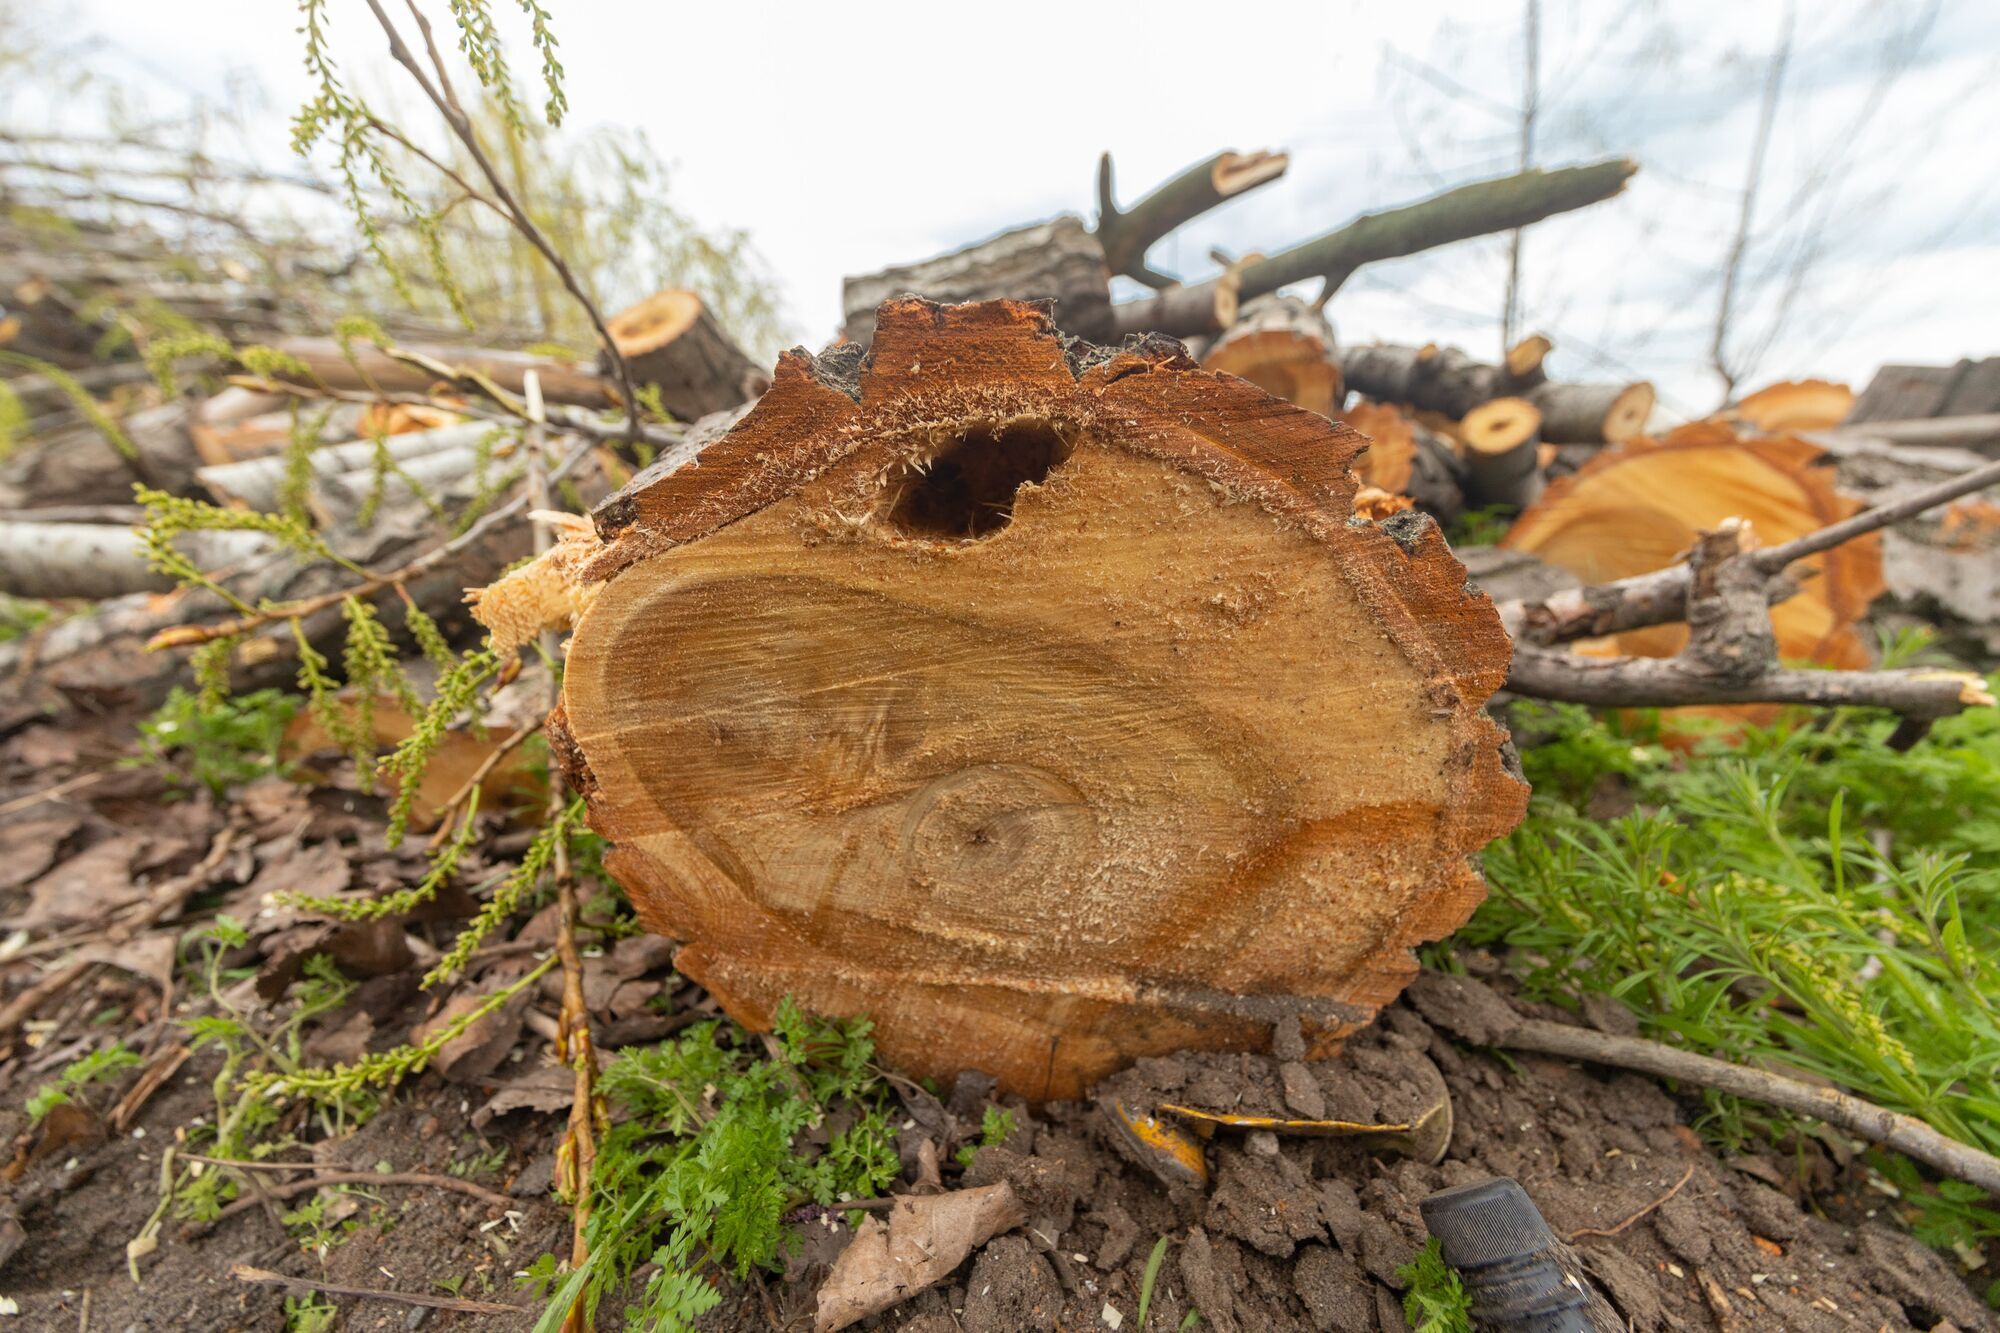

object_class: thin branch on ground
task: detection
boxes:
[230,1264,524,1316]
[1567,1163,1696,1240]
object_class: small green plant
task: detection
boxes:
[955,1103,1017,1168]
[1444,504,1517,547]
[26,1041,142,1124]
[522,999,898,1332]
[282,1292,339,1333]
[1398,1237,1473,1333]
[130,687,299,796]
[0,595,51,644]
[1137,1234,1171,1327]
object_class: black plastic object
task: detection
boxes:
[1419,1177,1610,1332]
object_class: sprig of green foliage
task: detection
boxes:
[427,795,582,984]
[26,1042,142,1124]
[0,349,137,459]
[955,1103,1016,1168]
[522,1000,898,1332]
[130,687,299,797]
[1397,1237,1473,1333]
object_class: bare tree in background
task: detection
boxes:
[1501,0,1541,355]
[1709,4,1793,405]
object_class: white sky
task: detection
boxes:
[55,0,2000,417]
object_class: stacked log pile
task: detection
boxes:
[5,143,1998,1092]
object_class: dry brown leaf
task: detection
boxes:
[473,1065,576,1128]
[0,812,82,892]
[20,833,147,930]
[813,1182,1026,1332]
[414,985,530,1085]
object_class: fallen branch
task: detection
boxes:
[1095,148,1288,287]
[1500,454,2000,647]
[1408,973,2000,1198]
[229,1264,522,1316]
[1116,158,1638,338]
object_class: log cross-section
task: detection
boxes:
[555,298,1526,1099]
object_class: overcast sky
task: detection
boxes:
[55,0,2000,417]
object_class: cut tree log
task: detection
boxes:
[842,217,1116,347]
[1727,378,1853,434]
[1847,358,2000,423]
[1199,294,1341,417]
[0,522,273,599]
[1120,159,1638,339]
[602,289,768,421]
[1458,397,1544,509]
[1502,423,1887,730]
[1335,399,1467,522]
[0,401,197,509]
[196,420,498,511]
[1339,343,1541,420]
[266,336,617,411]
[1526,380,1655,444]
[544,298,1527,1100]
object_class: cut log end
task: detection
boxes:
[1603,382,1656,442]
[1731,379,1855,434]
[1200,294,1340,417]
[559,297,1526,1100]
[606,289,704,359]
[1212,149,1290,197]
[1461,397,1541,456]
[1504,334,1553,381]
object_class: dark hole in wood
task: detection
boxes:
[886,420,1074,540]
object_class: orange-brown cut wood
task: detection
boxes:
[554,298,1526,1100]
[1503,422,1887,730]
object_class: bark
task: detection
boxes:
[1094,149,1288,287]
[551,298,1526,1100]
[267,336,618,411]
[1338,400,1468,523]
[0,402,196,509]
[602,289,768,422]
[1199,294,1341,417]
[841,217,1114,346]
[1458,396,1544,509]
[1128,159,1637,339]
[0,523,272,599]
[1527,379,1655,444]
[1847,358,2000,423]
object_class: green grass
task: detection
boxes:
[1458,676,2000,1247]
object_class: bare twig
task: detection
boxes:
[1567,1163,1696,1240]
[1500,454,2000,646]
[525,372,601,1333]
[0,959,97,1038]
[230,1264,523,1316]
[193,1168,512,1229]
[359,0,642,442]
[424,714,548,848]
[147,431,596,650]
[1094,149,1288,287]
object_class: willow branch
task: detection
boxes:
[359,0,641,441]
[1094,148,1289,288]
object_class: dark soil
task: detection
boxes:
[2,710,1995,1331]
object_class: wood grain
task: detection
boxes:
[559,298,1524,1099]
